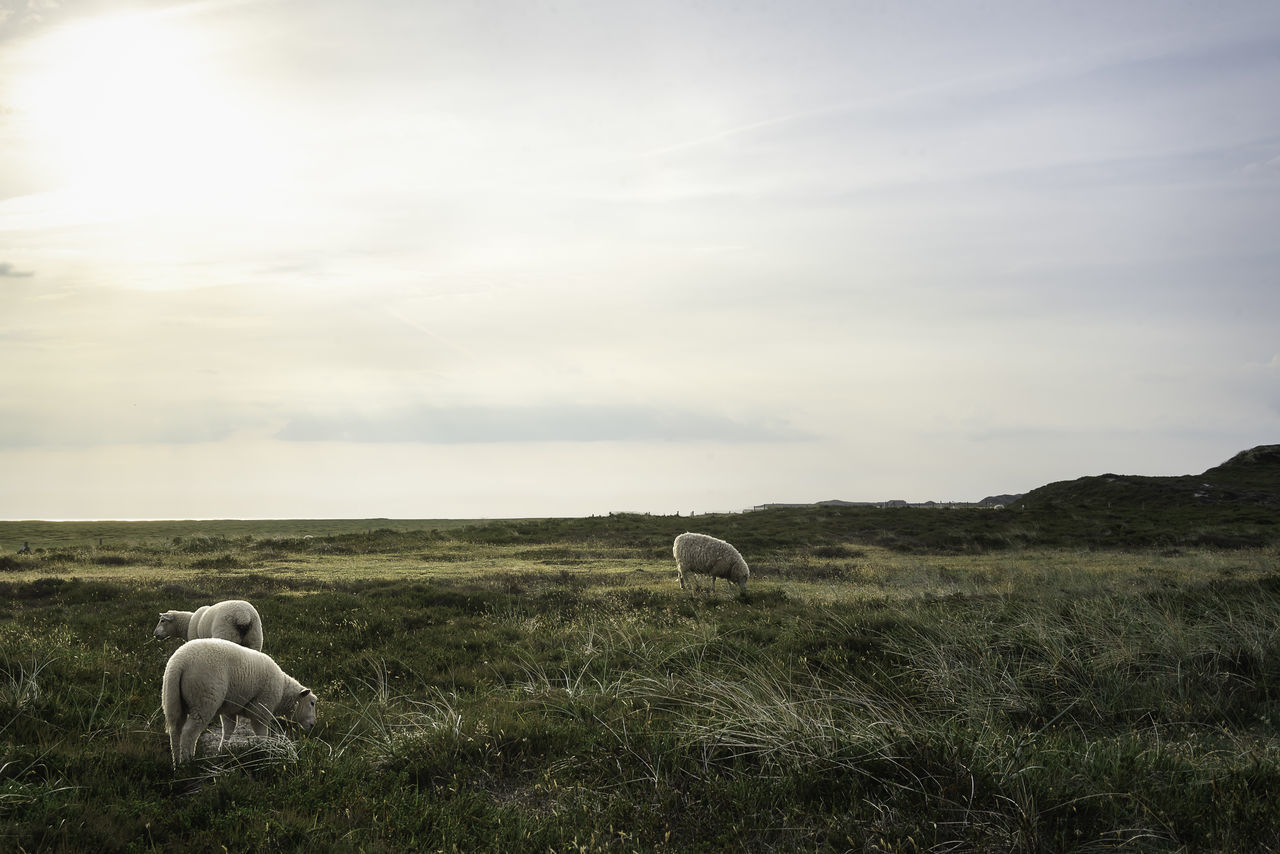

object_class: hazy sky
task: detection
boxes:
[1,0,1278,520]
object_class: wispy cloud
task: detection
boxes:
[0,405,249,449]
[1244,153,1280,174]
[276,404,809,445]
[0,262,34,277]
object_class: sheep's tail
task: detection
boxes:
[162,664,185,731]
[230,607,265,651]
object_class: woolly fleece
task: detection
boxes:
[673,531,750,592]
[162,638,316,765]
[154,599,264,651]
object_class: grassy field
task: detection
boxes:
[0,518,487,552]
[2,516,1280,852]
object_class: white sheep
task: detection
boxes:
[162,638,317,765]
[673,531,750,593]
[154,599,264,651]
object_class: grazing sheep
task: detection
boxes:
[673,532,750,593]
[162,638,317,765]
[154,599,263,651]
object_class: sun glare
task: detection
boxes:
[8,10,272,218]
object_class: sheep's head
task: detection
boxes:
[291,688,318,730]
[153,612,177,639]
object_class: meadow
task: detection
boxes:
[2,512,1279,852]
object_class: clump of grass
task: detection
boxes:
[0,748,79,817]
[0,555,33,573]
[0,654,52,720]
[650,656,907,780]
[360,692,470,776]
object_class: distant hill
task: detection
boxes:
[1011,444,1280,511]
[1202,445,1280,495]
[990,444,1279,548]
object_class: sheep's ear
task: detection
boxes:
[299,688,312,698]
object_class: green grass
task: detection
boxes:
[2,525,1280,852]
[0,518,490,551]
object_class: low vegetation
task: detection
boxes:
[2,509,1279,852]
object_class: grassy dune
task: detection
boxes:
[2,521,1279,852]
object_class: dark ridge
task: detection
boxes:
[1012,444,1280,512]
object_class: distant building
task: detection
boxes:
[749,497,1019,512]
[750,503,815,511]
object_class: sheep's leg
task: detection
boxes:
[179,715,210,763]
[168,714,185,766]
[249,717,269,738]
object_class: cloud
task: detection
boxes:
[275,403,809,445]
[1244,153,1280,175]
[0,405,250,449]
[0,0,61,37]
[0,262,34,277]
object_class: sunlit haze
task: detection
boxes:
[2,0,1277,520]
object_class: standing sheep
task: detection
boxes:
[162,638,317,765]
[673,532,750,593]
[154,599,263,651]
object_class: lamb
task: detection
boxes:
[154,599,263,651]
[673,531,750,593]
[162,638,317,765]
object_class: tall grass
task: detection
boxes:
[1,533,1279,851]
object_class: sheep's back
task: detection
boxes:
[673,532,748,576]
[191,600,263,650]
[167,638,280,691]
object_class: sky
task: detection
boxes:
[1,0,1278,520]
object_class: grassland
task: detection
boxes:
[0,518,486,552]
[3,513,1280,852]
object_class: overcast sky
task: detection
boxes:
[1,0,1277,520]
